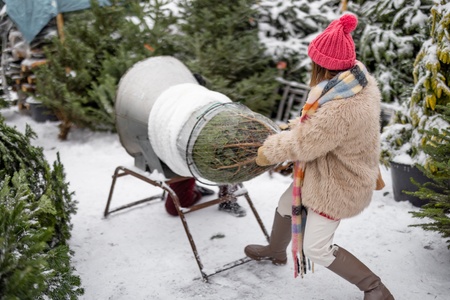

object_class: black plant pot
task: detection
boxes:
[28,102,58,123]
[390,161,431,207]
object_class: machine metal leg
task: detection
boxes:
[104,166,269,282]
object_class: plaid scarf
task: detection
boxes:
[292,61,369,278]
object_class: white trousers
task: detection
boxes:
[277,183,340,267]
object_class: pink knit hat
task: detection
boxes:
[308,14,358,70]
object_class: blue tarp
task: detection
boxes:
[5,0,111,42]
[56,0,110,13]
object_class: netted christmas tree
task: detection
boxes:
[186,103,280,184]
[381,0,450,167]
[35,0,178,140]
[0,117,83,298]
[174,0,279,116]
[358,0,432,103]
[409,103,450,248]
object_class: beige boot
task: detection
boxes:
[244,210,291,265]
[327,246,394,300]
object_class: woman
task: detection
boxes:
[244,14,394,299]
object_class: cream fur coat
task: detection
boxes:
[263,74,381,219]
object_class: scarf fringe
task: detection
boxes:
[293,250,313,278]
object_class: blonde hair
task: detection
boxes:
[309,62,340,87]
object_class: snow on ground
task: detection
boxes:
[2,106,449,300]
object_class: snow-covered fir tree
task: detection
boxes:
[381,0,450,168]
[255,0,341,83]
[0,118,83,298]
[358,0,433,103]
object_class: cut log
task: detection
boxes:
[12,74,25,84]
[27,75,36,84]
[21,58,48,71]
[21,83,35,92]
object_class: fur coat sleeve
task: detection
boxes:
[262,104,351,163]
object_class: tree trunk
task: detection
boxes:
[58,120,72,141]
